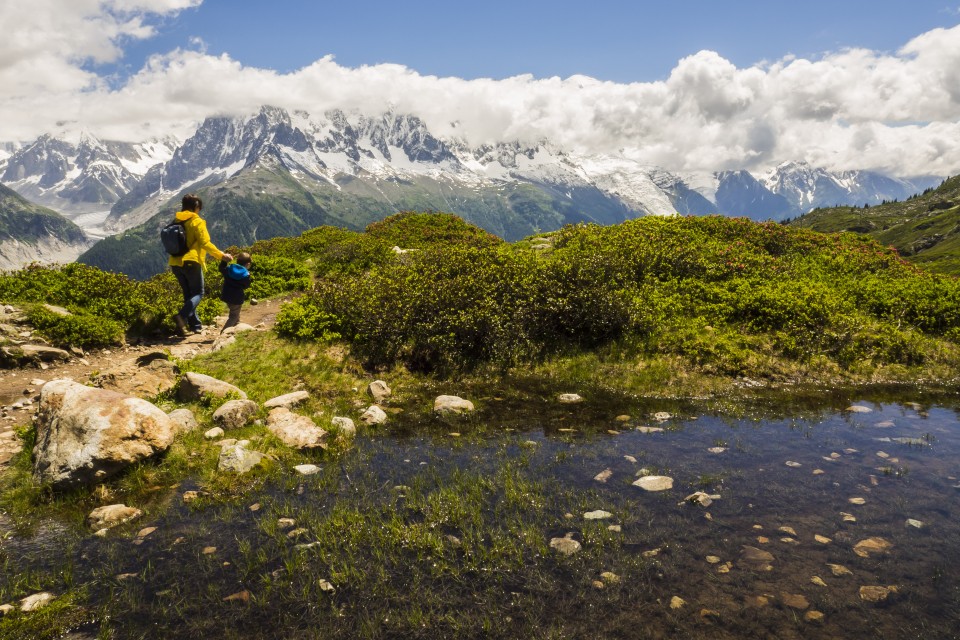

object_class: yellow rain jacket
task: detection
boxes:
[167,210,224,268]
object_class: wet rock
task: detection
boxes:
[700,609,721,620]
[846,405,873,413]
[558,393,584,404]
[204,427,225,440]
[0,603,15,616]
[264,391,310,410]
[778,526,797,536]
[607,524,622,532]
[669,596,686,610]
[287,527,308,539]
[717,562,732,573]
[652,412,671,422]
[623,455,637,463]
[853,537,893,558]
[434,395,475,414]
[267,407,328,449]
[319,579,335,592]
[218,444,266,474]
[202,546,217,554]
[331,416,356,436]
[848,497,866,505]
[785,461,802,468]
[20,592,55,612]
[804,610,825,624]
[636,426,664,434]
[707,447,726,454]
[167,408,199,435]
[874,420,895,428]
[33,380,176,490]
[859,585,897,603]
[177,372,247,403]
[814,534,832,544]
[359,405,388,425]
[277,518,296,529]
[600,571,620,584]
[905,518,924,529]
[632,475,674,491]
[840,511,857,523]
[683,492,713,507]
[583,510,613,520]
[781,593,809,610]
[740,546,775,571]
[811,576,827,587]
[136,526,157,539]
[705,555,721,564]
[88,504,142,530]
[213,399,259,430]
[591,580,605,589]
[593,468,613,483]
[744,595,771,608]
[549,533,581,556]
[366,380,391,404]
[812,469,825,475]
[827,563,852,577]
[615,415,630,422]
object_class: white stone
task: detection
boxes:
[332,416,356,436]
[434,395,475,414]
[558,393,584,404]
[267,407,328,449]
[584,510,613,520]
[367,380,391,403]
[87,504,142,530]
[264,391,310,410]
[19,592,55,612]
[359,405,388,425]
[632,475,674,491]
[294,464,321,475]
[204,427,225,439]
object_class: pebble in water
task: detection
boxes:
[632,476,674,491]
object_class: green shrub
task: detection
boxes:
[274,296,342,341]
[26,306,124,348]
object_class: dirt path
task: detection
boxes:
[0,298,285,467]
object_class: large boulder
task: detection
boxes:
[177,372,247,403]
[266,408,328,449]
[33,380,175,489]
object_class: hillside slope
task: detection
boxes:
[787,175,960,274]
[0,184,92,270]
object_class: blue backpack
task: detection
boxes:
[160,219,188,256]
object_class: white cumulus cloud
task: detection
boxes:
[1,1,959,178]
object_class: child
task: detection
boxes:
[219,252,252,333]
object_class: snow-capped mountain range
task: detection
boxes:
[0,105,942,270]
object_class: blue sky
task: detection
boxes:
[2,0,960,176]
[117,0,960,82]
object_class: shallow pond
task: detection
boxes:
[2,390,960,639]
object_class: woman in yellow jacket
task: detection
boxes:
[169,193,232,335]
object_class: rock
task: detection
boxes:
[549,534,581,556]
[874,420,895,428]
[213,399,259,430]
[652,412,671,422]
[593,468,613,483]
[848,497,866,505]
[10,345,71,363]
[278,518,296,529]
[318,579,335,592]
[785,461,802,468]
[294,464,321,475]
[608,524,622,532]
[814,534,832,544]
[264,391,310,410]
[683,491,713,507]
[804,611,825,624]
[359,405,387,425]
[136,526,157,539]
[20,592,55,612]
[905,518,924,529]
[707,447,726,454]
[434,395,475,414]
[853,537,893,558]
[177,372,247,403]
[167,408,199,435]
[267,407,328,449]
[615,415,630,422]
[218,444,266,474]
[827,563,852,576]
[778,526,797,536]
[33,380,176,490]
[744,595,771,608]
[811,576,827,587]
[183,491,200,503]
[705,555,721,564]
[88,504,142,530]
[223,590,250,603]
[0,603,14,616]
[669,596,686,610]
[331,416,356,436]
[846,405,873,413]
[740,546,775,571]
[632,475,674,491]
[600,571,620,584]
[781,593,809,610]
[367,381,391,403]
[204,427,225,440]
[584,510,613,520]
[93,355,178,398]
[202,546,217,554]
[221,323,255,335]
[558,393,584,404]
[635,426,664,434]
[859,585,897,603]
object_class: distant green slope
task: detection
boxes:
[787,175,960,274]
[79,162,633,279]
[0,183,86,244]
